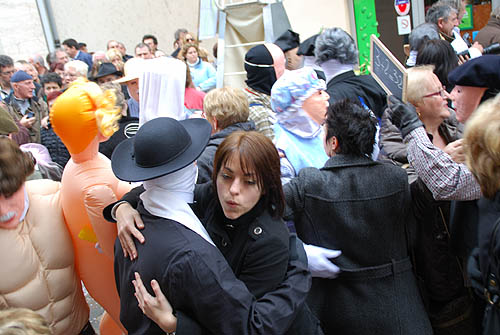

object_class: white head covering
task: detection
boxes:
[271,67,326,138]
[140,163,215,246]
[319,59,354,84]
[139,57,187,126]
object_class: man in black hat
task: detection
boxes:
[93,62,123,85]
[274,29,302,70]
[110,117,312,334]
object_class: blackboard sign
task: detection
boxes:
[370,34,408,102]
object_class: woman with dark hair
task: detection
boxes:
[108,130,321,334]
[284,100,432,334]
[416,39,459,92]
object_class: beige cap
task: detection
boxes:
[114,57,146,84]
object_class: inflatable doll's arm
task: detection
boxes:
[84,185,119,259]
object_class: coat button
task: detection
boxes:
[221,239,228,247]
[253,227,262,235]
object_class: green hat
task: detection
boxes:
[0,105,18,135]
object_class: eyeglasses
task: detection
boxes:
[0,69,15,76]
[422,87,447,99]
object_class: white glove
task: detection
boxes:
[304,244,341,279]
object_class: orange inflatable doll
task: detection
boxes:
[51,78,131,334]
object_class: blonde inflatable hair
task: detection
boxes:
[100,82,127,115]
[464,94,500,199]
[51,78,121,154]
[204,87,249,130]
[0,308,52,335]
[406,65,436,105]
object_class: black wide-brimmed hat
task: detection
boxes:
[94,62,123,80]
[111,117,211,182]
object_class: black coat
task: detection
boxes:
[109,184,322,334]
[193,183,289,297]
[193,183,323,334]
[99,116,139,159]
[326,70,387,118]
[40,121,71,168]
[284,154,432,334]
[468,192,500,334]
[196,121,255,184]
[114,200,312,335]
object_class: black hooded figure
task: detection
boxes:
[243,43,285,139]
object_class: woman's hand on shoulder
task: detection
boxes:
[443,139,465,164]
[133,272,177,333]
[116,202,145,260]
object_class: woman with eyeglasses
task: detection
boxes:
[181,43,216,92]
[384,65,479,334]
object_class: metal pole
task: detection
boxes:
[36,0,60,52]
[492,0,499,11]
[412,0,426,27]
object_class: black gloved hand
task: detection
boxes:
[387,95,423,138]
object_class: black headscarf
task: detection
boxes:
[297,34,319,56]
[244,44,277,95]
[274,29,300,53]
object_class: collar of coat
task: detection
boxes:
[321,154,378,170]
[4,91,39,105]
[326,70,356,87]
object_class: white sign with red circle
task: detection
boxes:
[397,15,412,35]
[395,0,410,16]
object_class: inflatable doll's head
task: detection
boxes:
[51,78,121,154]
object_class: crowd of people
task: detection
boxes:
[1,0,500,334]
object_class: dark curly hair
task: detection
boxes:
[325,100,377,157]
[0,138,34,197]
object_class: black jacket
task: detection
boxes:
[107,186,318,334]
[114,200,311,335]
[284,154,432,334]
[196,121,255,184]
[468,192,500,334]
[193,183,289,297]
[326,70,387,118]
[40,120,71,168]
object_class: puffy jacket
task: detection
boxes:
[0,179,89,335]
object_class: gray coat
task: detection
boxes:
[284,154,432,334]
